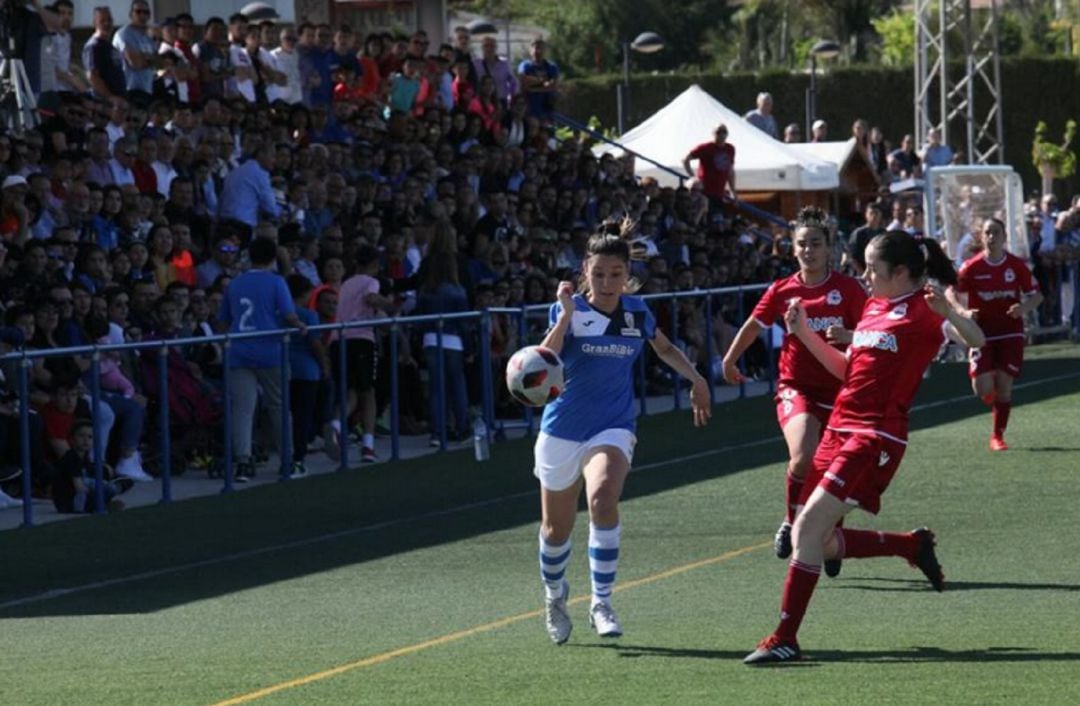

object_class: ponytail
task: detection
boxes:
[870,230,957,286]
[920,237,957,286]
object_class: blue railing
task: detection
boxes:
[3,284,771,527]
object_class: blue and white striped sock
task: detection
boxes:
[539,533,571,600]
[589,522,621,607]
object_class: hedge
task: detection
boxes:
[559,57,1080,201]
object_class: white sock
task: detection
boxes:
[539,532,571,600]
[589,522,621,606]
[362,433,374,448]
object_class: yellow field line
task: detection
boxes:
[209,540,771,705]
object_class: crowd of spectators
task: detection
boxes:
[0,2,1075,512]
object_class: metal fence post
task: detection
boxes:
[221,337,234,493]
[519,306,533,434]
[670,294,681,410]
[389,321,400,461]
[90,351,104,513]
[479,310,494,445]
[436,318,447,450]
[338,325,349,471]
[704,293,715,405]
[17,358,33,528]
[279,334,292,481]
[736,286,747,400]
[158,344,172,504]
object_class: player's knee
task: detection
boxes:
[539,520,570,545]
[587,487,619,520]
[788,455,813,479]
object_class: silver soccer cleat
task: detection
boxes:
[544,581,572,645]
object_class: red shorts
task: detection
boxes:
[774,384,833,430]
[798,429,906,515]
[968,336,1024,379]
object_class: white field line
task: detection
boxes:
[1,370,1077,611]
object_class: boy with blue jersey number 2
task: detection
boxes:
[535,232,711,644]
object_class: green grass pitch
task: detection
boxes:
[1,344,1078,705]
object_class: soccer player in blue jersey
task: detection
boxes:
[535,232,711,644]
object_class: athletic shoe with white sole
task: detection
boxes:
[115,455,154,482]
[744,635,803,665]
[544,581,572,645]
[588,601,623,638]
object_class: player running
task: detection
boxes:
[744,231,985,665]
[536,229,711,645]
[722,207,866,572]
[953,218,1043,451]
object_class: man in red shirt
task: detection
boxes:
[682,124,736,209]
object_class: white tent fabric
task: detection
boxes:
[594,84,839,192]
[786,138,859,169]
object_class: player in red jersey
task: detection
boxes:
[744,231,986,665]
[954,218,1043,451]
[722,207,866,568]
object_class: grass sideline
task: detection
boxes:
[0,344,1077,704]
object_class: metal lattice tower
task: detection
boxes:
[914,0,1005,164]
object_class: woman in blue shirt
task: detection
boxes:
[534,231,711,645]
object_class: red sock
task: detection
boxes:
[773,560,820,643]
[785,469,804,524]
[980,391,996,406]
[837,528,918,560]
[992,400,1011,438]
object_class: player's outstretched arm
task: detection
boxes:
[926,283,985,348]
[784,298,847,380]
[721,317,762,384]
[649,329,711,427]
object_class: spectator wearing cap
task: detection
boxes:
[744,92,777,139]
[83,6,127,100]
[218,143,281,232]
[113,0,162,101]
[811,119,828,142]
[517,39,559,118]
[474,36,518,108]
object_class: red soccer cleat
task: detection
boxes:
[989,436,1009,452]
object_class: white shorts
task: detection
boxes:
[533,429,637,492]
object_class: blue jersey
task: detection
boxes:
[218,269,295,369]
[540,294,656,442]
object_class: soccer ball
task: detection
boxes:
[506,345,564,407]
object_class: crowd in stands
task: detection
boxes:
[0,1,1075,512]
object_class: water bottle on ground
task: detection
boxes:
[473,417,490,462]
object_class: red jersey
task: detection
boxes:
[752,271,867,402]
[956,251,1037,340]
[688,141,735,200]
[828,290,945,443]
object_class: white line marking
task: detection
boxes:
[2,370,1077,611]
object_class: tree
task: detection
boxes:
[1032,119,1077,197]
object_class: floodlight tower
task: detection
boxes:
[913,0,1005,164]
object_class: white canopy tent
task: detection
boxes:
[594,85,839,192]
